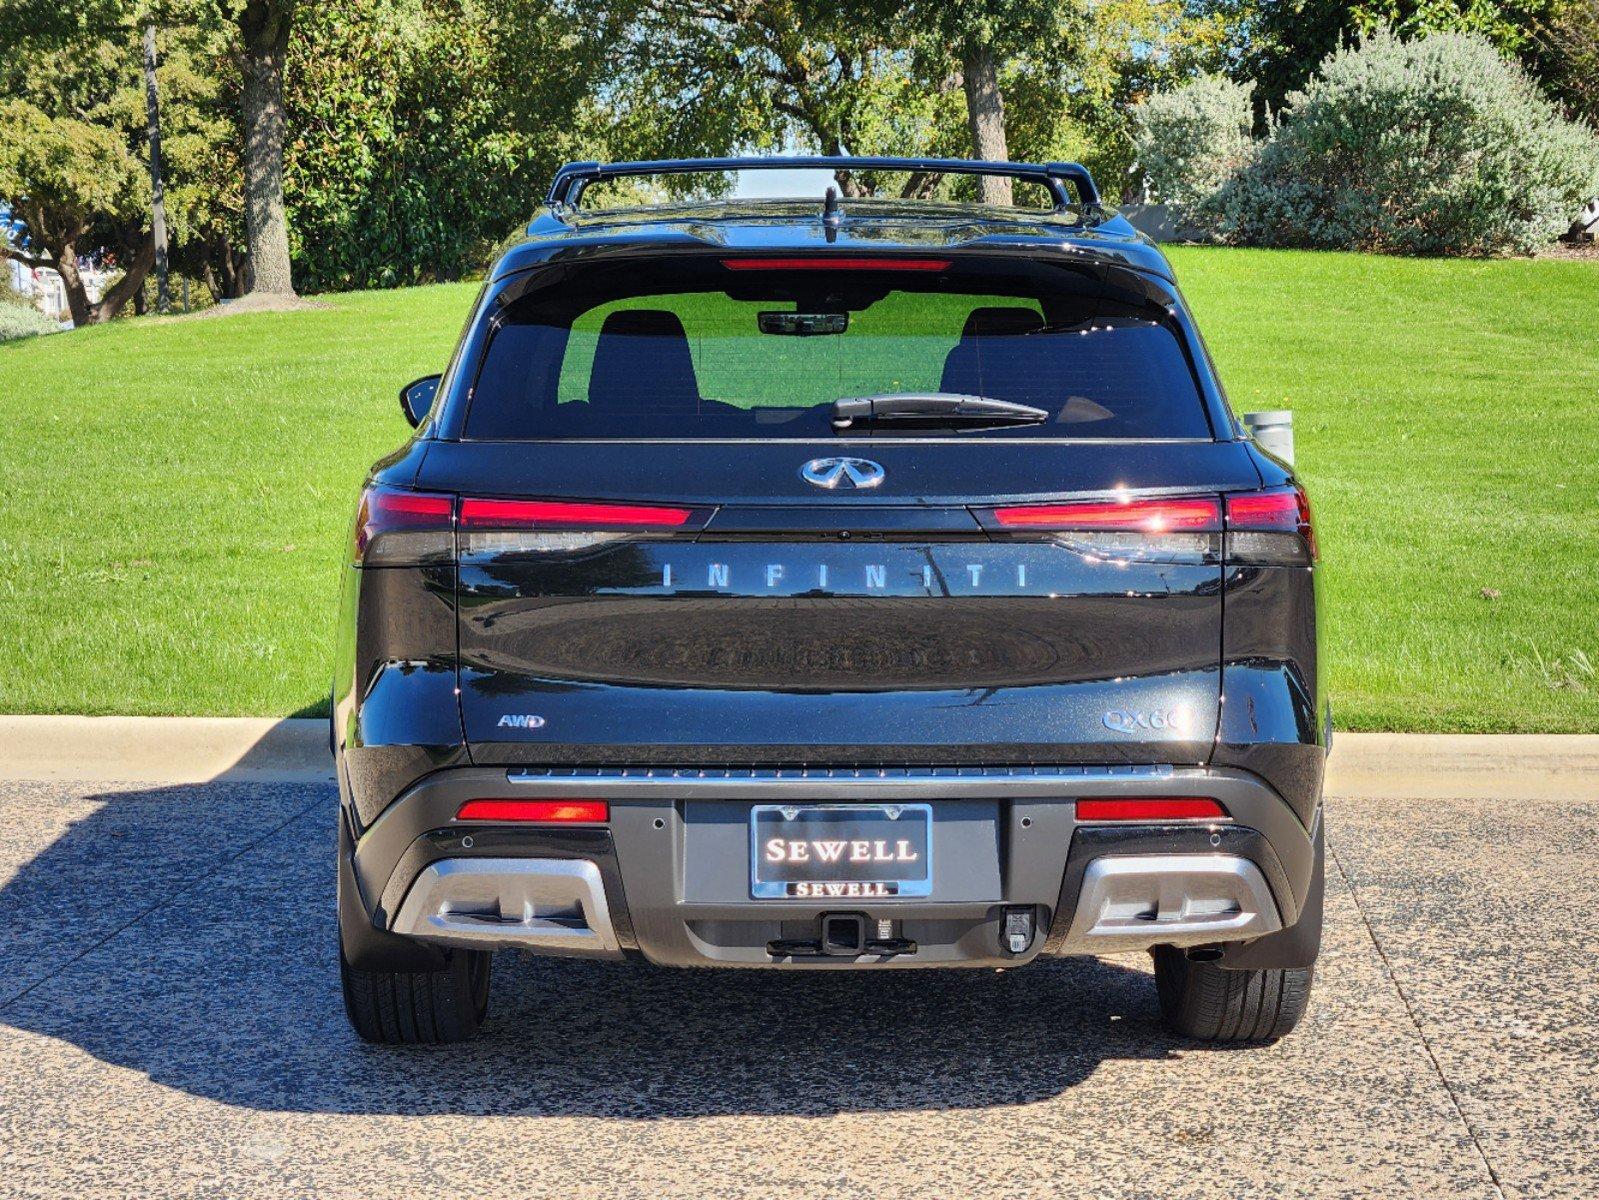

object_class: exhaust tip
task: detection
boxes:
[1185,945,1224,963]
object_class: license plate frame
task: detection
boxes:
[749,803,933,899]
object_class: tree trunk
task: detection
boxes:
[961,39,1012,207]
[238,1,296,296]
[832,170,869,199]
[819,134,868,199]
[144,24,171,313]
[226,243,249,297]
[89,234,157,323]
[201,259,222,304]
[52,246,94,328]
[899,170,939,200]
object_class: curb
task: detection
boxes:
[0,716,333,784]
[1324,732,1599,801]
[1,717,1596,798]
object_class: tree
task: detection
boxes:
[583,1,1006,200]
[0,1,244,313]
[0,101,154,324]
[235,0,296,295]
[1530,0,1599,125]
[588,0,1212,208]
[894,0,1089,203]
[594,1,864,173]
[154,24,251,301]
[1057,0,1250,197]
[283,0,606,290]
[0,3,158,323]
[1236,0,1556,115]
[961,39,1010,201]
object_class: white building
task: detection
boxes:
[6,257,106,324]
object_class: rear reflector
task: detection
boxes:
[720,257,951,272]
[458,498,691,529]
[1076,798,1227,821]
[455,799,610,823]
[993,497,1221,532]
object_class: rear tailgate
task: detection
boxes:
[417,439,1260,765]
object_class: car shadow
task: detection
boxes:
[0,777,1204,1118]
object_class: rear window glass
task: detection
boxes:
[465,257,1212,439]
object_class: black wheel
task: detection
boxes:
[340,945,492,1044]
[1152,946,1314,1043]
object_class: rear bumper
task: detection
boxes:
[343,765,1321,971]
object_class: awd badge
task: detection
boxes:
[497,714,547,729]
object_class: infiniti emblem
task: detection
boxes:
[800,457,885,490]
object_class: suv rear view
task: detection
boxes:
[333,157,1326,1045]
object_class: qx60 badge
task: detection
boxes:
[1102,708,1194,735]
[800,457,885,490]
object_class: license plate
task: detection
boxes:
[749,804,933,899]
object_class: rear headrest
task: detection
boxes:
[959,307,1044,339]
[941,307,1043,394]
[587,309,701,410]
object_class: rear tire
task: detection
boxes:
[341,945,492,1044]
[1152,946,1313,1042]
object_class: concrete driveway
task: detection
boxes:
[0,729,1595,1198]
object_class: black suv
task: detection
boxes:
[334,156,1326,1045]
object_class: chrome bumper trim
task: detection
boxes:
[503,764,1187,800]
[391,858,623,957]
[1059,854,1282,952]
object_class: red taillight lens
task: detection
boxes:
[720,257,951,272]
[1225,486,1317,562]
[1076,798,1227,821]
[455,799,610,823]
[457,498,692,529]
[353,487,454,565]
[992,497,1221,532]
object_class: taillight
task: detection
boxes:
[457,498,691,528]
[455,799,609,823]
[1225,486,1317,564]
[354,492,700,564]
[352,487,453,566]
[1076,798,1227,821]
[457,497,695,557]
[992,497,1221,531]
[986,495,1222,563]
[720,257,951,272]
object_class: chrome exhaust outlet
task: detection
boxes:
[1060,854,1282,953]
[391,858,623,958]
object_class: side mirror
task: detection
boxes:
[399,374,442,428]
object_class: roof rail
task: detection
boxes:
[544,156,1101,212]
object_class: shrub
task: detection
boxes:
[1208,29,1599,256]
[1129,74,1255,215]
[0,299,60,342]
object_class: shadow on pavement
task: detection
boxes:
[0,780,1201,1117]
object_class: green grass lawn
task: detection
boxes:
[1,248,1595,730]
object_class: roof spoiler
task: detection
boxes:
[542,156,1101,214]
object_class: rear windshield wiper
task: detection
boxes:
[831,392,1049,431]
